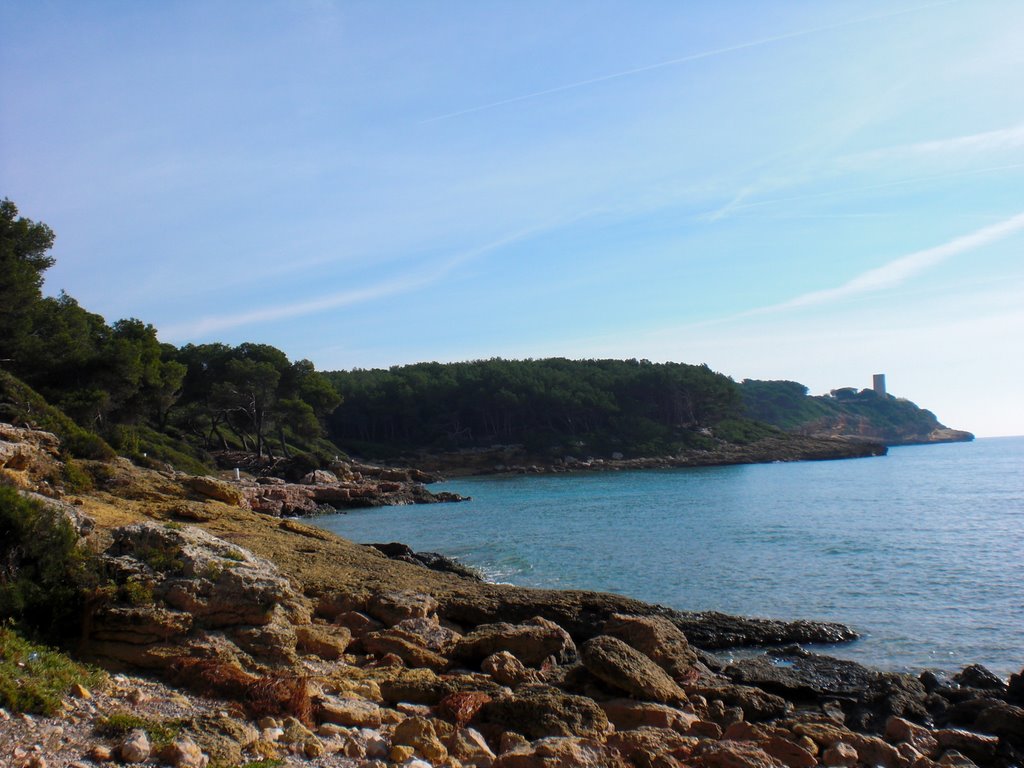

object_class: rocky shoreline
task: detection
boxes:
[2,423,1022,768]
[384,434,888,478]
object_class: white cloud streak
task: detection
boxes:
[159,221,562,341]
[421,0,959,124]
[774,210,1024,310]
[842,122,1024,166]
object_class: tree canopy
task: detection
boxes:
[324,358,743,458]
[0,200,340,468]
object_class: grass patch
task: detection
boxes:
[95,711,186,749]
[0,625,106,715]
[140,544,186,574]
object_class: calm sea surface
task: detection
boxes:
[313,437,1024,677]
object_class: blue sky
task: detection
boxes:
[2,1,1022,436]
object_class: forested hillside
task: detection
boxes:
[740,379,973,445]
[0,199,340,471]
[324,359,765,459]
[2,197,965,475]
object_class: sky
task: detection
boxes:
[2,0,1022,437]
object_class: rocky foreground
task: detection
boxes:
[1,424,1022,768]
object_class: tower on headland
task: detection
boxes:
[873,373,886,396]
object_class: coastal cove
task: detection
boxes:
[315,436,1024,678]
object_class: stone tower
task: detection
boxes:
[873,373,886,395]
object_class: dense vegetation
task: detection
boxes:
[325,358,750,459]
[1,199,340,469]
[2,197,963,472]
[0,484,95,640]
[740,379,954,443]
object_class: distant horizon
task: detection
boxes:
[3,1,1022,438]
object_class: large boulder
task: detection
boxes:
[580,635,687,704]
[86,522,313,668]
[482,685,609,740]
[456,617,577,667]
[492,737,617,768]
[363,628,451,670]
[605,727,698,768]
[367,590,439,626]
[686,683,791,721]
[602,613,700,683]
[185,475,246,506]
[0,424,62,492]
[106,522,311,627]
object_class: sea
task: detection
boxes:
[313,436,1024,678]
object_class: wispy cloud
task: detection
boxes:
[773,210,1024,310]
[700,161,1024,222]
[841,122,1024,167]
[420,1,958,124]
[159,221,563,341]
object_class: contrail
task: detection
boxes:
[420,0,959,124]
[703,161,1024,220]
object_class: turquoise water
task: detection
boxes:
[313,437,1024,677]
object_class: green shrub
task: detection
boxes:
[95,711,185,748]
[0,370,116,461]
[0,625,106,715]
[120,578,154,605]
[0,486,97,641]
[139,544,185,575]
[59,456,94,493]
[283,452,320,482]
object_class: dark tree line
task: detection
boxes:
[324,358,743,458]
[1,199,339,467]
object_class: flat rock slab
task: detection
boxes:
[726,649,883,698]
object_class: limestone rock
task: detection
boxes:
[367,590,439,626]
[760,735,817,768]
[602,613,699,683]
[120,729,152,762]
[482,650,537,687]
[393,615,462,653]
[938,749,979,767]
[393,716,449,763]
[364,628,450,670]
[821,742,858,767]
[492,736,615,768]
[600,699,700,732]
[687,683,791,721]
[934,728,998,764]
[482,684,609,740]
[185,475,246,506]
[334,610,383,639]
[885,715,939,755]
[317,696,384,728]
[692,740,786,768]
[107,522,311,627]
[581,635,687,704]
[295,623,351,659]
[606,727,698,768]
[164,735,208,768]
[0,424,62,492]
[456,616,576,667]
[449,727,497,767]
[301,469,339,485]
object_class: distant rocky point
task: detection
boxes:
[740,378,974,447]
